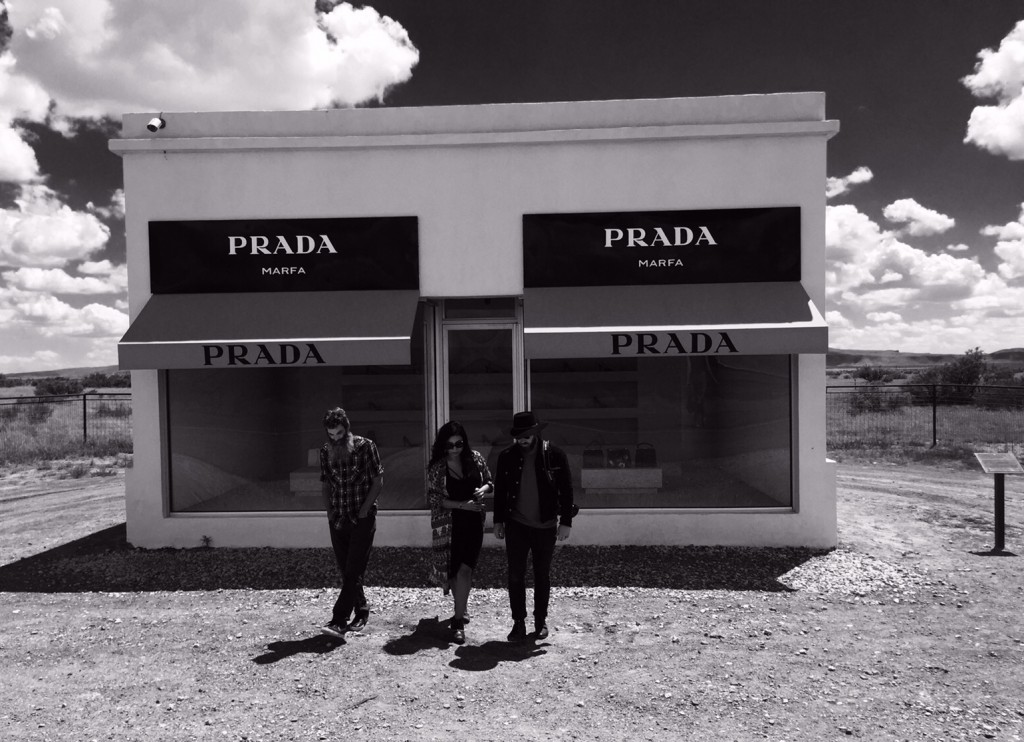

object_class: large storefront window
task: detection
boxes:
[166,363,427,513]
[530,355,792,508]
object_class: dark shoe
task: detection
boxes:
[321,622,346,639]
[451,618,466,645]
[534,623,549,641]
[348,609,369,632]
[507,620,527,642]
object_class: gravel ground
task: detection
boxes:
[2,461,1023,741]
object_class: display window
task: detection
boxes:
[166,360,427,514]
[529,354,792,508]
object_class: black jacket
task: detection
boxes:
[493,438,574,528]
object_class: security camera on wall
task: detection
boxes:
[146,117,166,132]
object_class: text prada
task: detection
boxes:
[611,332,738,355]
[203,343,326,366]
[604,227,717,248]
[228,235,338,255]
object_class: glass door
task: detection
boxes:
[442,325,522,468]
[433,298,524,476]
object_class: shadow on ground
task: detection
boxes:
[0,523,825,594]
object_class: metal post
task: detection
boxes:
[82,393,88,444]
[930,384,937,448]
[994,473,1005,553]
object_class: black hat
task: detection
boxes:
[509,411,547,436]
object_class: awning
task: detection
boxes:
[524,282,827,359]
[119,290,420,370]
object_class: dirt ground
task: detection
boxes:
[1,460,1022,741]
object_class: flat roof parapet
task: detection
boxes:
[113,93,830,139]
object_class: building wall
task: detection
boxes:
[114,94,838,549]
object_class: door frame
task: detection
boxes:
[431,298,526,429]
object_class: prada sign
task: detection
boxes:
[523,207,800,287]
[149,216,418,293]
[611,332,738,355]
[202,343,326,367]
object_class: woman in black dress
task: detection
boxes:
[426,421,492,644]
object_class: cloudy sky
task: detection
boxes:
[1,1,1023,373]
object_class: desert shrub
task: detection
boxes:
[908,347,990,404]
[854,366,893,383]
[82,371,131,389]
[34,377,84,396]
[847,386,908,414]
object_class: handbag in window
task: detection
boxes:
[634,442,657,468]
[582,441,604,469]
[606,447,631,469]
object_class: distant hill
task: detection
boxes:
[827,348,1024,368]
[4,365,121,380]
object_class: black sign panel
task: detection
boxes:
[523,207,800,288]
[149,217,418,293]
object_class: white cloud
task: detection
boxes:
[946,243,970,252]
[825,166,873,200]
[0,349,61,374]
[982,202,1024,241]
[995,240,1024,280]
[87,189,126,220]
[962,20,1024,160]
[0,185,110,268]
[2,266,126,294]
[981,203,1024,282]
[882,198,955,236]
[0,51,52,182]
[824,202,1024,353]
[825,310,852,329]
[3,290,128,338]
[827,204,983,301]
[5,0,419,118]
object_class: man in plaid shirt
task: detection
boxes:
[319,407,384,638]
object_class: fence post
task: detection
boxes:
[930,384,937,448]
[83,393,88,444]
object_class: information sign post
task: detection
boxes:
[973,453,1024,553]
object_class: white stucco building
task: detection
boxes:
[111,93,839,549]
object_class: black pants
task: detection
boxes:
[504,519,557,625]
[328,514,375,624]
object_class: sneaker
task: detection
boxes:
[507,620,527,642]
[348,609,369,632]
[534,623,549,640]
[321,622,346,639]
[451,618,466,645]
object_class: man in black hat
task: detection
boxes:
[493,411,575,642]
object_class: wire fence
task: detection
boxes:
[827,384,1024,457]
[0,393,132,463]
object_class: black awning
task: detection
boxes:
[119,290,420,369]
[524,282,827,358]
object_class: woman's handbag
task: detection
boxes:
[582,442,604,469]
[634,442,657,468]
[606,447,631,469]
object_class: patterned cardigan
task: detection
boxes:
[426,449,492,593]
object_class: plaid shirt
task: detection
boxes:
[319,435,383,528]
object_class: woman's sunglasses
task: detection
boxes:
[445,440,465,450]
